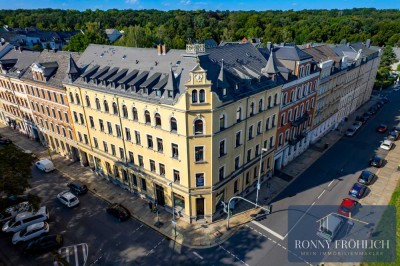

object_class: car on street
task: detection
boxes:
[2,206,49,233]
[12,221,49,245]
[377,124,388,133]
[0,201,33,224]
[337,198,358,217]
[23,234,63,254]
[369,155,384,168]
[35,159,55,172]
[57,191,79,208]
[358,170,377,185]
[355,116,367,124]
[351,121,363,130]
[380,139,393,151]
[68,181,88,195]
[387,130,399,141]
[345,126,357,137]
[367,107,376,115]
[393,125,400,133]
[362,112,370,120]
[0,137,12,144]
[379,97,389,104]
[349,183,367,199]
[375,102,382,109]
[106,203,130,222]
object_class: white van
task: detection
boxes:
[2,206,49,233]
[35,159,55,172]
[317,214,344,242]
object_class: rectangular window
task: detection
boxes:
[172,143,179,159]
[116,125,122,138]
[157,138,163,152]
[234,180,238,193]
[53,92,58,103]
[58,110,62,121]
[60,95,65,105]
[107,122,113,134]
[246,172,250,185]
[135,131,141,144]
[219,166,225,181]
[257,121,262,135]
[195,146,204,162]
[119,147,124,159]
[247,149,251,162]
[52,108,56,118]
[138,155,144,167]
[93,137,98,148]
[141,178,147,191]
[159,163,165,176]
[235,156,240,170]
[150,160,156,172]
[125,128,131,141]
[78,132,82,142]
[99,119,104,131]
[254,166,258,179]
[73,111,78,123]
[269,136,274,149]
[235,131,241,147]
[219,140,226,157]
[265,117,270,130]
[89,116,94,128]
[196,173,205,187]
[79,113,85,125]
[128,151,134,164]
[103,141,108,152]
[255,144,260,157]
[147,135,153,149]
[173,170,180,183]
[248,125,253,140]
[111,144,116,156]
[64,112,69,123]
[84,134,88,144]
[131,173,137,187]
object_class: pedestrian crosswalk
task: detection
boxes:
[59,243,88,266]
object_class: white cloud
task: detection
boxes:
[180,0,191,5]
[125,0,139,4]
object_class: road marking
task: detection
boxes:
[146,238,166,256]
[328,179,335,187]
[284,202,316,239]
[219,245,249,266]
[74,245,79,266]
[59,243,88,266]
[317,190,325,199]
[251,220,285,240]
[193,251,204,260]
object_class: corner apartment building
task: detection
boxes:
[260,44,319,170]
[21,51,81,161]
[63,43,282,222]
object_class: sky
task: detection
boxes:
[4,0,400,11]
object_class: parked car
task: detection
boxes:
[35,159,55,173]
[349,183,367,199]
[387,130,399,141]
[0,202,33,224]
[68,181,88,195]
[345,127,357,137]
[23,234,63,255]
[356,116,367,124]
[374,102,382,109]
[367,107,376,115]
[106,203,130,222]
[358,170,376,185]
[369,156,384,168]
[12,222,49,245]
[317,214,344,242]
[393,125,400,133]
[337,198,358,217]
[362,113,370,120]
[57,191,79,208]
[380,139,393,151]
[2,206,49,233]
[351,121,363,130]
[379,97,389,104]
[377,124,388,133]
[0,137,11,144]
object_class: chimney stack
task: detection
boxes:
[366,39,371,48]
[306,43,311,49]
[157,44,161,55]
[266,41,272,51]
[162,44,166,55]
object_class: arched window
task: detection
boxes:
[297,87,301,99]
[95,98,100,110]
[300,104,304,115]
[311,98,315,108]
[290,91,295,102]
[132,107,138,121]
[268,96,272,108]
[85,95,91,107]
[274,94,278,105]
[258,99,263,112]
[192,90,198,103]
[282,93,287,105]
[194,119,203,135]
[294,107,298,120]
[69,92,74,103]
[219,114,226,131]
[111,102,117,115]
[250,102,254,116]
[306,101,309,111]
[170,117,177,132]
[75,93,80,105]
[199,89,205,103]
[155,113,161,127]
[280,113,286,126]
[144,110,151,124]
[236,107,242,122]
[303,85,307,97]
[103,100,109,112]
[122,105,128,118]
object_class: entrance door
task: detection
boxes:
[155,185,165,206]
[196,198,205,217]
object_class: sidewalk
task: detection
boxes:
[0,95,393,249]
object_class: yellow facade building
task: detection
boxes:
[64,43,281,222]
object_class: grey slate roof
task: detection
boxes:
[67,54,80,75]
[0,48,41,78]
[274,45,313,61]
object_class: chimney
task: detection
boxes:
[162,44,166,55]
[366,39,371,48]
[306,43,311,49]
[266,41,272,51]
[157,44,161,55]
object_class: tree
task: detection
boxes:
[0,145,34,196]
[63,31,108,52]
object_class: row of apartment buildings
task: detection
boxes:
[0,40,381,223]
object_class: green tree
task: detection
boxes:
[63,31,108,52]
[0,145,34,196]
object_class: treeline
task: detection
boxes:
[1,8,400,49]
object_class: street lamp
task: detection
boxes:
[168,181,177,237]
[255,148,268,207]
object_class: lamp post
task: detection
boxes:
[168,181,177,237]
[255,148,268,208]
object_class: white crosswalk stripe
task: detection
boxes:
[59,243,88,266]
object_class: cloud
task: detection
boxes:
[125,0,139,4]
[180,0,191,5]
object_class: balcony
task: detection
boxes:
[292,112,309,127]
[289,132,308,146]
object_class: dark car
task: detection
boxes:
[375,102,382,109]
[376,124,388,133]
[358,170,376,185]
[362,112,370,120]
[349,183,367,199]
[23,234,63,254]
[106,203,130,221]
[393,125,400,133]
[68,181,88,195]
[356,116,367,124]
[367,107,376,115]
[369,156,384,168]
[337,198,358,217]
[0,137,12,144]
[387,130,399,141]
[380,97,389,104]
